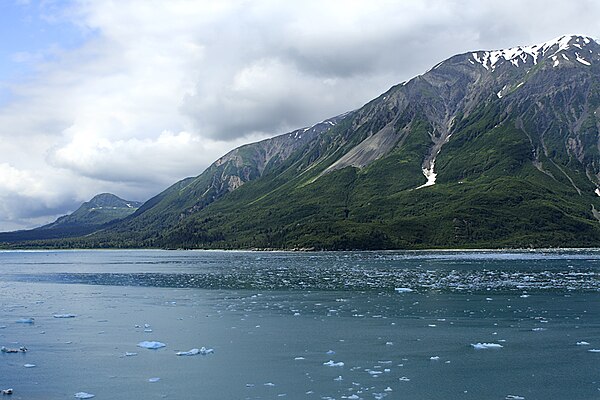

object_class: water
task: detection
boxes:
[0,249,599,399]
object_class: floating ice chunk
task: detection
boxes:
[176,348,200,356]
[137,341,166,349]
[264,382,276,387]
[334,375,343,381]
[531,328,546,332]
[326,350,335,355]
[384,387,393,392]
[1,389,13,395]
[347,395,360,400]
[24,364,36,368]
[53,314,77,318]
[176,346,213,356]
[148,377,160,383]
[294,357,305,360]
[1,346,27,353]
[323,360,344,367]
[430,356,440,361]
[16,318,34,324]
[74,392,95,399]
[144,328,153,333]
[394,288,413,293]
[124,352,138,357]
[588,349,600,353]
[505,396,525,400]
[471,343,503,349]
[399,377,411,382]
[576,341,590,346]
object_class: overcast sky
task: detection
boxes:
[1,0,600,231]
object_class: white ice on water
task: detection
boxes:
[471,342,503,349]
[53,314,77,318]
[323,360,344,367]
[394,287,414,293]
[74,392,95,399]
[175,347,214,356]
[137,341,166,349]
[16,318,34,324]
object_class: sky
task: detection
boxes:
[2,0,600,231]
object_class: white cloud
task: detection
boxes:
[2,0,600,230]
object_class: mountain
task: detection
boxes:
[13,34,600,249]
[0,193,142,243]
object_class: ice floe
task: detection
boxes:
[1,346,27,353]
[124,352,138,357]
[394,288,413,293]
[576,341,590,346]
[137,341,166,349]
[16,318,34,324]
[323,360,344,367]
[24,364,36,368]
[53,314,77,318]
[74,392,95,399]
[588,349,600,353]
[471,342,503,349]
[505,396,525,400]
[175,347,214,356]
[148,377,160,383]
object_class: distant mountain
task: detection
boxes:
[10,34,600,249]
[0,193,141,243]
[41,193,142,229]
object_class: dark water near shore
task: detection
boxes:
[0,249,599,399]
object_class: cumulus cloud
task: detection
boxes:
[2,0,600,230]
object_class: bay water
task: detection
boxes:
[1,249,599,399]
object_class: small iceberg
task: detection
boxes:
[588,349,600,353]
[53,314,77,318]
[175,347,214,356]
[148,377,160,383]
[137,341,166,349]
[394,288,413,293]
[1,346,27,353]
[471,343,503,349]
[16,318,34,324]
[124,352,138,357]
[576,341,590,346]
[74,392,95,399]
[430,356,440,361]
[323,360,344,367]
[24,364,36,368]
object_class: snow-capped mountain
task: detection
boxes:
[469,34,598,71]
[8,35,600,250]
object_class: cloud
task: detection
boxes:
[2,0,600,230]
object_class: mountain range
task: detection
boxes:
[5,34,600,249]
[0,193,141,243]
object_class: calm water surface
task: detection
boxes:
[0,249,599,399]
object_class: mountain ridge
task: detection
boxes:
[6,34,600,249]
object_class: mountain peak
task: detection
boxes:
[470,34,599,71]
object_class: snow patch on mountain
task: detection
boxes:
[470,35,598,71]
